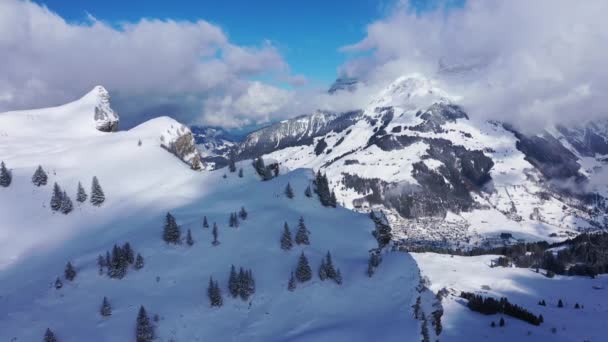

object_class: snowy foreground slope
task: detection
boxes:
[412,253,608,342]
[0,89,422,341]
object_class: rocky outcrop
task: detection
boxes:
[160,123,202,170]
[91,86,119,132]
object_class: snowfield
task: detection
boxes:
[412,253,608,342]
[0,88,422,341]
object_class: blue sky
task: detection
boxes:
[33,0,462,86]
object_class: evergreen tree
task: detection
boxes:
[246,269,255,296]
[134,253,144,270]
[32,165,48,186]
[135,305,154,342]
[50,183,63,211]
[0,161,11,187]
[60,191,73,214]
[558,299,564,308]
[330,191,337,207]
[54,277,63,289]
[319,258,328,280]
[285,182,294,198]
[232,212,239,227]
[539,314,544,323]
[295,217,310,245]
[186,229,194,246]
[239,206,248,220]
[280,222,293,250]
[162,212,181,244]
[238,168,243,178]
[108,244,127,279]
[314,171,335,207]
[123,242,134,264]
[370,253,381,267]
[288,272,296,291]
[238,268,248,300]
[296,252,312,282]
[203,216,209,228]
[574,303,580,309]
[304,184,312,198]
[90,176,105,206]
[334,268,343,285]
[97,254,105,274]
[65,261,76,281]
[325,251,336,279]
[105,251,111,268]
[491,321,496,327]
[138,139,142,146]
[44,328,57,342]
[212,223,219,246]
[228,154,237,173]
[228,265,239,298]
[76,182,87,203]
[100,296,112,317]
[208,277,223,307]
[499,317,505,327]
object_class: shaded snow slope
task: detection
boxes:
[0,94,421,340]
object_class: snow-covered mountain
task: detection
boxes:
[223,74,607,249]
[0,87,431,341]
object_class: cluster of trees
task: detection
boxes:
[162,212,181,244]
[54,261,78,289]
[229,206,248,228]
[0,161,12,187]
[314,171,337,207]
[97,242,144,279]
[288,250,343,291]
[252,157,278,181]
[460,292,543,326]
[136,305,155,342]
[318,251,342,284]
[370,210,392,249]
[207,277,223,307]
[50,183,73,214]
[280,217,310,250]
[366,252,382,277]
[228,265,256,300]
[48,175,105,214]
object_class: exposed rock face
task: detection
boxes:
[160,123,202,170]
[328,77,360,94]
[91,86,119,132]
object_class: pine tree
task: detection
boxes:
[134,253,144,270]
[184,229,193,246]
[232,212,239,227]
[44,328,57,342]
[499,317,505,327]
[162,212,181,244]
[285,182,294,199]
[76,182,87,203]
[136,305,154,342]
[491,321,496,327]
[238,268,248,300]
[212,223,219,245]
[100,296,112,316]
[295,217,310,245]
[228,154,237,173]
[304,184,312,198]
[203,216,209,228]
[239,206,248,220]
[229,265,239,298]
[238,168,244,178]
[280,222,293,250]
[60,191,73,214]
[296,252,312,282]
[109,244,127,279]
[288,272,296,291]
[123,242,134,264]
[0,161,11,187]
[330,191,337,207]
[65,261,76,281]
[319,258,328,280]
[246,269,255,296]
[558,299,564,308]
[50,183,63,211]
[325,251,336,279]
[133,253,144,270]
[32,165,48,186]
[97,254,105,274]
[105,251,111,268]
[90,176,105,206]
[54,277,63,289]
[539,314,544,323]
[334,268,343,285]
[138,139,142,146]
[208,277,223,307]
[574,302,580,309]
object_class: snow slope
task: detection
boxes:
[412,253,608,342]
[0,89,421,341]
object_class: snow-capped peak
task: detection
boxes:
[84,85,119,132]
[370,74,453,110]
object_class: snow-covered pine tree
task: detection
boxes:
[0,161,11,187]
[44,328,57,342]
[208,277,223,307]
[65,261,76,281]
[109,244,127,279]
[281,222,293,250]
[54,277,63,289]
[50,183,63,211]
[90,176,106,206]
[334,269,343,285]
[134,253,144,270]
[228,265,239,298]
[304,184,312,198]
[32,165,48,186]
[295,217,310,245]
[285,182,294,199]
[76,181,87,203]
[238,168,243,178]
[60,191,73,214]
[239,206,248,220]
[162,212,181,244]
[238,268,247,300]
[100,296,112,316]
[97,254,105,274]
[296,252,312,282]
[136,305,154,342]
[212,223,219,246]
[319,258,328,280]
[123,242,134,264]
[186,229,194,246]
[325,251,336,280]
[203,216,209,228]
[288,272,296,291]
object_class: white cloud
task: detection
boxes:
[339,0,608,130]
